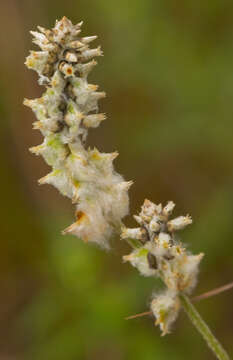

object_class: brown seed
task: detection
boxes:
[163,253,175,261]
[140,227,149,244]
[147,253,157,269]
[54,120,65,133]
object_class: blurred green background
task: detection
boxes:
[0,0,233,359]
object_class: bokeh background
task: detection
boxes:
[1,0,233,359]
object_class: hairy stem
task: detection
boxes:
[180,294,230,360]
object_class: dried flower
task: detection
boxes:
[24,17,132,248]
[122,199,204,334]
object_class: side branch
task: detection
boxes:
[192,281,233,303]
[125,281,233,320]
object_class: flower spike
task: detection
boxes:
[24,17,131,248]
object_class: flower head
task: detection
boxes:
[122,199,204,334]
[25,17,131,248]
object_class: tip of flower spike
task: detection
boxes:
[118,181,133,191]
[110,152,119,161]
[62,211,90,241]
[133,215,143,225]
[88,84,99,91]
[120,225,127,237]
[61,16,69,23]
[121,226,134,240]
[29,145,43,155]
[143,199,152,207]
[23,98,31,107]
[122,254,131,262]
[38,174,49,185]
[121,226,145,241]
[81,46,103,60]
[167,215,192,232]
[143,199,162,214]
[67,40,85,49]
[37,25,47,33]
[77,20,84,27]
[33,121,43,130]
[77,60,98,77]
[81,35,98,44]
[58,16,74,29]
[30,30,49,44]
[92,91,106,100]
[97,46,103,56]
[162,201,175,216]
[89,148,119,162]
[83,113,106,128]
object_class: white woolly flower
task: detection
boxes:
[174,253,204,294]
[167,215,192,231]
[121,227,144,240]
[149,216,161,232]
[123,247,158,277]
[157,232,171,249]
[25,17,131,248]
[151,290,181,335]
[121,199,203,334]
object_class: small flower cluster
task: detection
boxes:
[122,199,204,335]
[24,17,131,248]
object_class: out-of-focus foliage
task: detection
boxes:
[0,0,232,359]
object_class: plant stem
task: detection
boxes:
[126,238,142,249]
[179,293,230,360]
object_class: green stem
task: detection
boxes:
[180,294,230,360]
[126,238,142,249]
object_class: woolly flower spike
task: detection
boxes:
[122,199,204,334]
[24,17,131,248]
